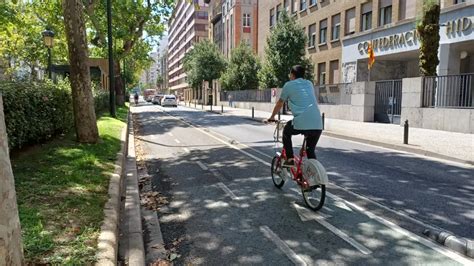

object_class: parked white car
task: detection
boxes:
[161,95,177,107]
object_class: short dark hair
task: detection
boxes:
[290,65,305,79]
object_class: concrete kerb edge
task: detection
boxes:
[96,108,130,265]
[423,229,474,258]
[126,111,146,265]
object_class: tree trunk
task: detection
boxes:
[114,62,125,106]
[62,0,99,143]
[0,95,24,265]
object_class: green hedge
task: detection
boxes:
[0,80,109,150]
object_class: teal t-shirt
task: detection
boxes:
[280,78,322,130]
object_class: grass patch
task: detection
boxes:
[12,106,128,264]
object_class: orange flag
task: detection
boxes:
[368,42,375,70]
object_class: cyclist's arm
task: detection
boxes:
[268,99,284,121]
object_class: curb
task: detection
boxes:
[423,229,474,258]
[322,131,473,166]
[96,109,129,265]
[124,112,145,265]
[183,104,472,166]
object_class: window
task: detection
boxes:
[284,0,290,12]
[243,13,251,27]
[329,60,339,84]
[331,14,341,41]
[319,19,327,44]
[300,0,307,11]
[318,62,326,85]
[270,8,275,27]
[309,0,317,6]
[379,0,392,26]
[230,14,234,49]
[455,0,466,4]
[276,4,282,21]
[308,23,316,47]
[292,0,298,13]
[345,8,356,35]
[399,0,416,20]
[361,2,372,31]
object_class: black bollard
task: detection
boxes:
[194,101,196,108]
[252,107,255,119]
[210,104,213,111]
[221,105,224,113]
[322,113,325,130]
[404,120,409,144]
[202,103,204,110]
[278,111,281,121]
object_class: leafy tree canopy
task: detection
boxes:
[259,11,314,89]
[183,40,226,88]
[221,43,260,91]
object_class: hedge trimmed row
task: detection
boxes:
[0,81,109,150]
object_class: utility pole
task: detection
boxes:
[107,0,116,117]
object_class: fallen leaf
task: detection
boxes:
[168,253,178,261]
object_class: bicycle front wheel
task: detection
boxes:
[271,156,285,188]
[302,185,326,211]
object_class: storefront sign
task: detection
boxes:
[446,17,472,35]
[357,16,473,54]
[358,29,419,53]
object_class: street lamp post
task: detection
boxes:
[42,30,55,80]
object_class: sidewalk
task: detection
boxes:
[180,102,474,164]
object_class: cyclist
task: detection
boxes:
[267,65,323,168]
[134,91,139,105]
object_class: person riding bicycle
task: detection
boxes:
[134,92,139,103]
[267,65,323,168]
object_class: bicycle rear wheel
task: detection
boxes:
[302,185,326,211]
[271,156,285,188]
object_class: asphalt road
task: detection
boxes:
[132,103,473,265]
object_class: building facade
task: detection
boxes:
[168,0,209,100]
[259,0,473,85]
[207,0,259,55]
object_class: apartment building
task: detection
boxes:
[158,49,169,93]
[168,0,209,99]
[259,0,474,85]
[207,0,259,55]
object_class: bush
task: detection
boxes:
[220,43,260,91]
[0,80,74,149]
[1,79,111,150]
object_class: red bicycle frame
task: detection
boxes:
[278,138,311,190]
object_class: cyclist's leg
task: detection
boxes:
[305,130,323,159]
[282,120,300,161]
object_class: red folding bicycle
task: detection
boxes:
[270,120,328,211]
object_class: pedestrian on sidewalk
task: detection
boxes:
[228,94,233,108]
[267,65,323,168]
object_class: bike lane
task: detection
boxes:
[133,105,472,265]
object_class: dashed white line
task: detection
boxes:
[217,182,240,201]
[293,203,371,255]
[260,226,308,266]
[196,160,208,171]
[174,139,181,144]
[326,192,474,265]
[160,109,473,264]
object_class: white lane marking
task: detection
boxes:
[326,192,474,265]
[323,135,472,168]
[182,148,190,153]
[166,113,271,167]
[168,132,174,137]
[174,139,181,144]
[293,203,371,255]
[217,182,240,201]
[196,160,208,171]
[160,109,473,263]
[259,226,308,266]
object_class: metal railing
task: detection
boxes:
[316,83,352,105]
[375,80,402,124]
[220,89,272,103]
[423,73,474,108]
